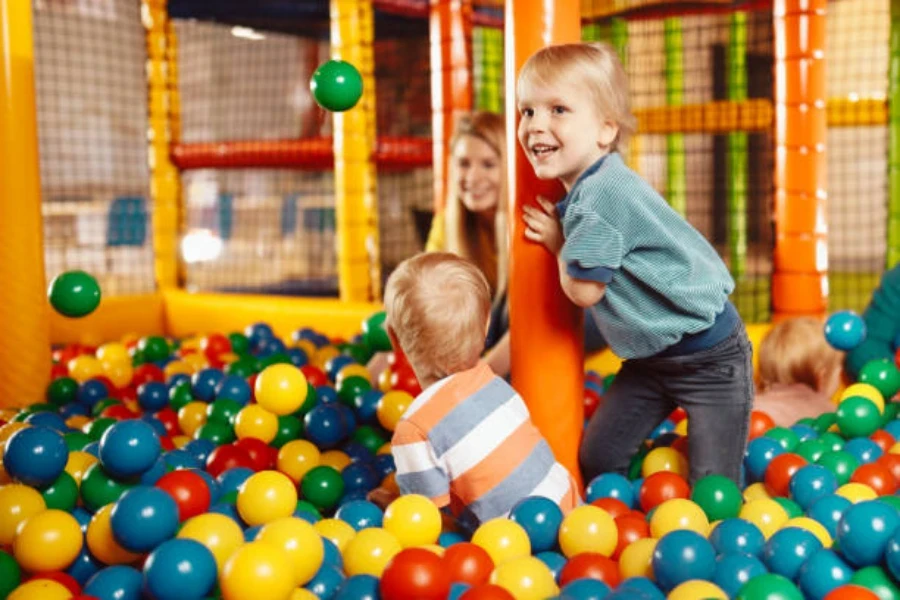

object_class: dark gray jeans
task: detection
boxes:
[579,323,754,486]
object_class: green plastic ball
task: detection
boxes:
[819,431,845,452]
[41,470,79,511]
[851,566,900,599]
[271,415,302,449]
[196,421,235,445]
[46,377,78,407]
[48,270,101,317]
[83,416,117,441]
[836,396,881,438]
[765,426,800,452]
[138,336,170,363]
[206,399,243,425]
[860,358,900,400]
[813,412,837,434]
[772,496,803,519]
[352,424,387,455]
[816,450,860,486]
[291,382,317,419]
[338,375,372,407]
[884,401,900,425]
[736,573,803,600]
[295,499,322,521]
[310,59,363,112]
[227,357,257,377]
[80,462,135,511]
[690,474,743,521]
[795,438,829,463]
[300,466,345,511]
[362,311,391,352]
[64,431,92,452]
[0,550,21,600]
[228,332,250,356]
[91,398,120,417]
[169,383,195,412]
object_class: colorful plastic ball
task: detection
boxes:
[254,364,308,416]
[709,518,766,558]
[4,426,68,487]
[739,498,789,540]
[668,580,727,600]
[48,270,101,317]
[233,405,278,442]
[585,472,635,506]
[836,396,882,438]
[335,574,380,600]
[236,470,297,526]
[376,391,413,432]
[835,499,900,567]
[764,452,808,497]
[559,552,620,588]
[458,584,516,600]
[109,485,179,552]
[85,504,141,566]
[303,404,347,449]
[558,577,611,599]
[341,460,379,493]
[641,446,688,478]
[713,552,768,599]
[470,518,531,566]
[745,436,786,483]
[824,586,881,600]
[379,547,451,600]
[336,499,383,531]
[276,439,321,484]
[797,549,853,600]
[555,504,616,558]
[763,526,823,580]
[13,509,82,573]
[849,565,900,599]
[155,469,212,521]
[306,563,346,599]
[618,537,657,580]
[97,419,160,478]
[649,497,709,537]
[8,579,77,600]
[143,538,217,600]
[220,541,294,600]
[691,474,743,521]
[343,527,402,577]
[177,513,245,571]
[651,530,716,591]
[382,494,441,548]
[0,550,21,599]
[439,542,493,587]
[841,383,885,414]
[737,572,804,600]
[300,465,345,511]
[639,471,690,512]
[860,359,900,400]
[886,527,900,582]
[615,577,665,600]
[788,464,838,510]
[509,496,563,554]
[824,310,866,351]
[40,470,78,512]
[488,556,558,600]
[362,311,391,352]
[310,59,363,112]
[256,517,324,586]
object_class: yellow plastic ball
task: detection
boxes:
[13,509,83,572]
[256,517,324,586]
[743,482,772,502]
[67,355,104,383]
[376,442,392,456]
[313,346,340,370]
[165,360,194,378]
[471,518,532,565]
[237,470,298,527]
[376,391,414,432]
[172,435,191,449]
[649,498,710,538]
[335,364,371,387]
[221,541,295,600]
[558,505,618,558]
[420,544,444,556]
[277,440,320,484]
[313,518,357,553]
[489,556,560,600]
[890,442,900,455]
[739,499,789,539]
[668,580,728,600]
[234,405,279,443]
[290,589,319,600]
[378,367,393,393]
[182,353,208,372]
[785,516,833,547]
[8,580,73,600]
[65,450,98,485]
[102,361,133,389]
[86,504,141,565]
[318,450,351,472]
[0,484,46,546]
[178,513,245,571]
[618,537,657,580]
[178,401,209,437]
[96,342,130,364]
[342,527,402,577]
[840,383,885,414]
[254,364,309,416]
[383,494,442,548]
[835,482,878,503]
[65,415,90,430]
[641,446,689,478]
[294,339,317,358]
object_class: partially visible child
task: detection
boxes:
[517,42,754,486]
[378,252,581,532]
[754,317,843,427]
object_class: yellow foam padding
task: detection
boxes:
[162,290,382,341]
[49,293,165,346]
[584,322,772,378]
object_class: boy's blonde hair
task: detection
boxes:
[384,252,492,384]
[445,111,509,301]
[517,42,637,151]
[758,317,844,391]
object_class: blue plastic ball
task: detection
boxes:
[789,464,838,510]
[66,543,103,585]
[353,389,383,423]
[797,549,853,600]
[439,531,467,547]
[304,404,347,449]
[24,411,67,432]
[336,500,383,531]
[763,527,823,580]
[215,375,252,406]
[110,486,180,552]
[138,381,169,412]
[585,472,635,507]
[84,565,143,600]
[616,577,665,600]
[824,310,866,351]
[713,553,768,599]
[651,530,716,591]
[98,419,161,478]
[191,368,225,402]
[884,526,900,581]
[560,578,611,600]
[744,436,785,482]
[535,550,566,583]
[216,467,255,495]
[341,462,379,494]
[144,538,217,600]
[373,454,395,480]
[163,449,202,471]
[77,379,109,409]
[183,438,216,464]
[807,494,852,539]
[306,564,345,599]
[509,496,563,553]
[139,456,168,486]
[334,574,379,600]
[3,425,68,487]
[322,537,343,569]
[843,437,883,464]
[709,518,766,558]
[836,499,900,567]
[316,385,339,404]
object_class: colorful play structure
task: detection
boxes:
[0,0,897,481]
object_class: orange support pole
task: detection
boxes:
[772,0,828,317]
[429,0,473,212]
[506,0,584,487]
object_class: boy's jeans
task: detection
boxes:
[579,324,754,486]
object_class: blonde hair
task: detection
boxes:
[758,317,844,391]
[517,42,637,151]
[384,252,492,384]
[444,111,509,301]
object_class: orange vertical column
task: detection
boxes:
[429,0,473,213]
[772,0,828,318]
[506,0,584,487]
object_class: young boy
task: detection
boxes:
[518,42,754,486]
[381,252,581,532]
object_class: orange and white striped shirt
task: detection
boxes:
[391,362,581,530]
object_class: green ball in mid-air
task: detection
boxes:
[363,310,391,352]
[48,270,101,317]
[310,59,363,112]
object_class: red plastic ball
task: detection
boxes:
[639,471,690,512]
[749,410,776,440]
[851,462,897,495]
[389,363,422,396]
[133,364,165,387]
[50,363,69,378]
[206,444,254,478]
[590,497,630,520]
[154,408,181,437]
[159,436,175,451]
[100,404,137,421]
[26,571,82,595]
[458,585,516,600]
[233,437,277,471]
[824,585,880,600]
[202,333,232,361]
[155,469,211,521]
[559,552,621,588]
[442,542,494,586]
[584,389,602,420]
[300,365,328,387]
[764,453,808,498]
[871,430,896,453]
[877,453,900,483]
[380,548,451,600]
[613,514,650,559]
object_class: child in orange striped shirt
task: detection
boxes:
[376,252,581,532]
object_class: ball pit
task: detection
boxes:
[6,314,900,599]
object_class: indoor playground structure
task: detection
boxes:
[2,0,900,597]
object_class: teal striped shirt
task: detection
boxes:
[557,153,735,359]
